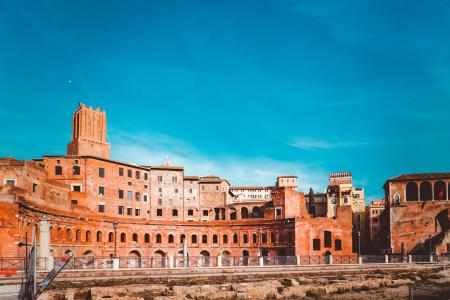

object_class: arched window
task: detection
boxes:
[223,234,228,244]
[180,234,186,243]
[233,233,238,244]
[202,234,208,244]
[214,208,220,220]
[191,234,197,244]
[96,231,102,242]
[420,181,432,201]
[252,207,260,218]
[75,230,81,241]
[172,209,178,217]
[230,208,237,220]
[406,182,419,201]
[241,207,249,219]
[168,234,174,243]
[144,233,150,243]
[55,166,62,175]
[66,229,72,241]
[120,233,126,242]
[57,228,62,240]
[243,234,248,244]
[434,181,447,200]
[132,233,138,242]
[156,234,162,243]
[213,234,218,244]
[73,166,80,175]
[85,230,91,242]
[108,232,114,242]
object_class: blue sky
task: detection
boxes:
[1,0,450,203]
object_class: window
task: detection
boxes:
[32,183,38,193]
[191,234,197,243]
[96,231,102,242]
[66,229,72,241]
[127,191,132,200]
[189,188,193,193]
[203,210,209,217]
[75,230,81,241]
[108,232,114,242]
[271,232,276,243]
[98,186,105,196]
[213,234,218,244]
[71,199,78,205]
[157,175,162,182]
[143,194,148,203]
[216,185,219,191]
[324,231,332,248]
[135,192,140,201]
[118,206,124,215]
[119,167,124,176]
[233,234,238,244]
[180,234,186,243]
[335,239,342,251]
[132,233,138,242]
[144,173,148,180]
[172,176,177,183]
[175,188,178,193]
[156,234,162,243]
[313,238,321,251]
[243,234,248,244]
[262,233,267,243]
[86,231,91,241]
[99,167,105,177]
[127,169,132,177]
[202,235,208,244]
[202,186,205,191]
[118,189,124,199]
[98,204,105,213]
[156,209,163,216]
[172,209,178,217]
[135,208,140,216]
[158,199,162,205]
[168,234,174,243]
[158,187,162,193]
[144,233,150,243]
[252,234,257,244]
[127,207,132,215]
[223,235,228,244]
[73,166,80,175]
[135,171,140,179]
[55,166,62,175]
[120,233,126,242]
[188,209,194,216]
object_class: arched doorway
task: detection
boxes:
[82,250,94,268]
[324,251,332,264]
[242,250,249,266]
[241,207,249,219]
[252,206,261,218]
[128,250,142,268]
[434,181,447,200]
[200,250,211,267]
[153,250,166,268]
[406,182,418,201]
[222,251,231,266]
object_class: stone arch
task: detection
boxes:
[420,181,432,201]
[435,209,450,233]
[406,182,419,201]
[168,234,174,243]
[200,250,211,267]
[64,249,73,256]
[434,181,447,200]
[154,250,166,267]
[241,207,249,219]
[222,250,231,266]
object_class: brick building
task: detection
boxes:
[364,200,385,254]
[0,103,354,261]
[381,173,450,255]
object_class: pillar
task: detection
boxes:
[259,256,264,267]
[329,255,333,265]
[296,256,301,266]
[408,255,412,263]
[385,255,389,264]
[168,256,174,268]
[38,218,51,258]
[217,255,222,268]
[112,258,119,269]
[358,256,362,264]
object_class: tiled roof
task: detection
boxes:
[388,172,450,182]
[230,186,273,190]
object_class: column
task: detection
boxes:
[39,218,51,270]
[217,255,222,268]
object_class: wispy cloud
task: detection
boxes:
[110,129,328,192]
[288,137,367,150]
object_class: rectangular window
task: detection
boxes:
[262,233,267,243]
[313,238,321,251]
[144,173,148,180]
[157,175,162,182]
[127,191,132,200]
[203,210,208,216]
[98,204,105,213]
[72,184,82,192]
[118,189,124,199]
[119,167,124,176]
[189,188,193,193]
[71,199,78,205]
[135,192,140,201]
[158,199,162,205]
[99,167,105,178]
[118,206,124,215]
[143,194,148,203]
[156,208,163,216]
[135,208,140,216]
[175,188,178,193]
[136,171,140,179]
[32,183,38,193]
[128,169,132,177]
[188,209,194,216]
[127,207,132,215]
[98,186,105,196]
[158,188,162,193]
[4,179,16,186]
[335,239,342,251]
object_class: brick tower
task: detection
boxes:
[67,103,110,159]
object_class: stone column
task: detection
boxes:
[39,218,51,270]
[329,255,333,265]
[408,254,412,263]
[217,255,222,268]
[296,256,301,266]
[259,256,264,267]
[168,256,174,268]
[385,255,389,264]
[112,258,119,269]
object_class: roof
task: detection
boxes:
[230,186,273,190]
[277,175,297,179]
[184,176,199,181]
[387,172,450,182]
[145,165,184,171]
[44,155,151,171]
